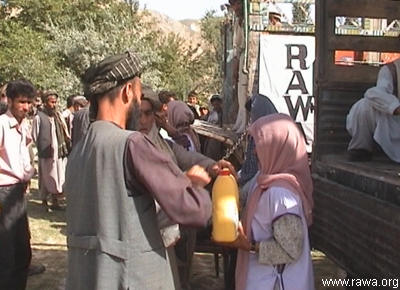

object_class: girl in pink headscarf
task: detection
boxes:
[223,114,315,290]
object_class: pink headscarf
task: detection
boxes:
[167,100,201,152]
[235,113,313,290]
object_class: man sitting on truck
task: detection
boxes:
[346,58,400,162]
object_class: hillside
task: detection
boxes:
[140,9,204,48]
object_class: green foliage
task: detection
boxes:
[0,20,73,92]
[199,10,224,100]
[152,33,197,100]
[142,9,224,102]
[44,4,159,96]
[0,0,223,105]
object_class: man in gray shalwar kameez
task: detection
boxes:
[32,91,70,210]
[346,58,400,162]
[64,52,212,290]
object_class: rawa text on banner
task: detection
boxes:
[259,34,315,152]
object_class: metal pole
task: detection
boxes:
[242,0,249,74]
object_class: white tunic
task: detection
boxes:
[246,186,315,290]
[346,60,400,162]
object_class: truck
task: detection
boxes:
[217,0,400,285]
[312,0,400,282]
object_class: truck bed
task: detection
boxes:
[315,153,400,206]
[311,153,400,279]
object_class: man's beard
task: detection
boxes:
[44,106,56,116]
[126,101,140,130]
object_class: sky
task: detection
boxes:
[139,0,227,20]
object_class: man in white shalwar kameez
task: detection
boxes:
[346,58,400,162]
[32,92,70,210]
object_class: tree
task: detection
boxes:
[45,5,160,96]
[0,0,224,104]
[199,10,224,99]
[145,10,224,102]
[151,33,196,100]
[0,20,72,91]
[0,0,160,98]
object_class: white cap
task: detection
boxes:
[268,3,281,18]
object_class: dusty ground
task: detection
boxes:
[26,181,345,290]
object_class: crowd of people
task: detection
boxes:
[7,49,399,290]
[1,0,399,286]
[0,50,318,290]
[1,45,399,290]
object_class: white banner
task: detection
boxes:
[259,34,315,152]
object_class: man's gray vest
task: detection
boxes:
[65,121,174,290]
[71,107,90,146]
[36,111,53,158]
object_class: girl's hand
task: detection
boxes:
[213,222,251,251]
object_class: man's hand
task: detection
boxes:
[394,106,400,115]
[186,165,211,187]
[155,112,181,138]
[209,159,238,180]
[213,222,251,251]
[154,113,167,130]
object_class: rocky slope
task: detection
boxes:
[140,9,204,48]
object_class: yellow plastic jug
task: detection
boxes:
[212,168,239,242]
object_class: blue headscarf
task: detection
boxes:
[239,94,277,186]
[250,93,277,123]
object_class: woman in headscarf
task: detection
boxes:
[224,113,314,290]
[167,100,201,152]
[239,94,277,206]
[239,94,277,186]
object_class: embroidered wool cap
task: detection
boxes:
[73,95,88,107]
[83,51,143,98]
[41,90,59,103]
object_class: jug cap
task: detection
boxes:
[219,168,231,176]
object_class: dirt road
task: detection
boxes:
[26,187,345,290]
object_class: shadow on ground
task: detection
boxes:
[27,189,66,237]
[26,177,346,290]
[27,248,67,290]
